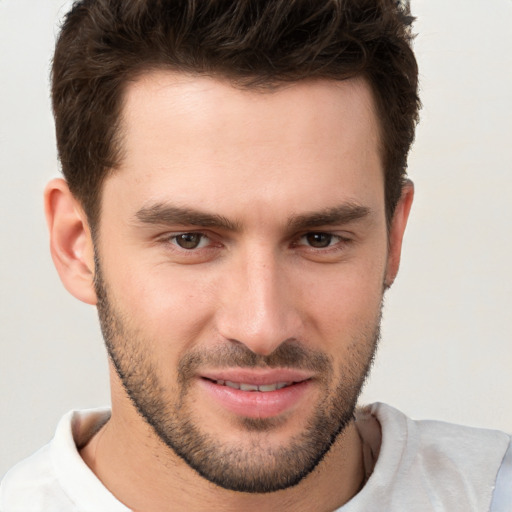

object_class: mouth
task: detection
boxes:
[202,378,297,392]
[198,370,314,419]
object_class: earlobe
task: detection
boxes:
[385,180,414,288]
[44,178,97,305]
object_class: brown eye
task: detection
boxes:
[174,233,205,249]
[304,233,334,248]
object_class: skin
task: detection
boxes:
[45,72,413,511]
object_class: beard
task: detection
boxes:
[94,260,381,494]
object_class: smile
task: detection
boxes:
[206,379,294,392]
[198,372,314,419]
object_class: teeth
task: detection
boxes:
[215,380,293,392]
[258,383,278,392]
[240,383,259,391]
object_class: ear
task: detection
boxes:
[44,178,97,305]
[385,180,414,288]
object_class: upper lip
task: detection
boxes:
[199,368,314,385]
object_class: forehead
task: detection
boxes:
[106,71,383,224]
[120,71,380,155]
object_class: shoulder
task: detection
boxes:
[348,403,511,512]
[0,409,115,512]
[372,401,510,451]
[0,428,73,511]
[376,403,511,510]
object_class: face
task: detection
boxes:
[94,73,393,493]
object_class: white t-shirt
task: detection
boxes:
[1,403,510,511]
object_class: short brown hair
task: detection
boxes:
[52,0,420,229]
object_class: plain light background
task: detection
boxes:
[1,0,511,479]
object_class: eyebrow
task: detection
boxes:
[287,203,371,231]
[135,203,241,231]
[134,202,371,232]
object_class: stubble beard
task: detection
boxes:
[94,261,381,493]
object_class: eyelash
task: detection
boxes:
[162,231,351,253]
[169,232,212,250]
[295,232,347,250]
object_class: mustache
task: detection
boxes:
[177,341,332,382]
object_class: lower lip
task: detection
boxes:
[198,378,312,419]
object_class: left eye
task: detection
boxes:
[171,233,209,250]
[300,232,340,248]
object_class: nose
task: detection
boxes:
[216,245,303,356]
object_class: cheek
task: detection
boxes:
[105,258,218,357]
[296,258,386,344]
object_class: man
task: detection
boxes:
[1,0,510,510]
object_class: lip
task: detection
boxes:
[198,369,314,419]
